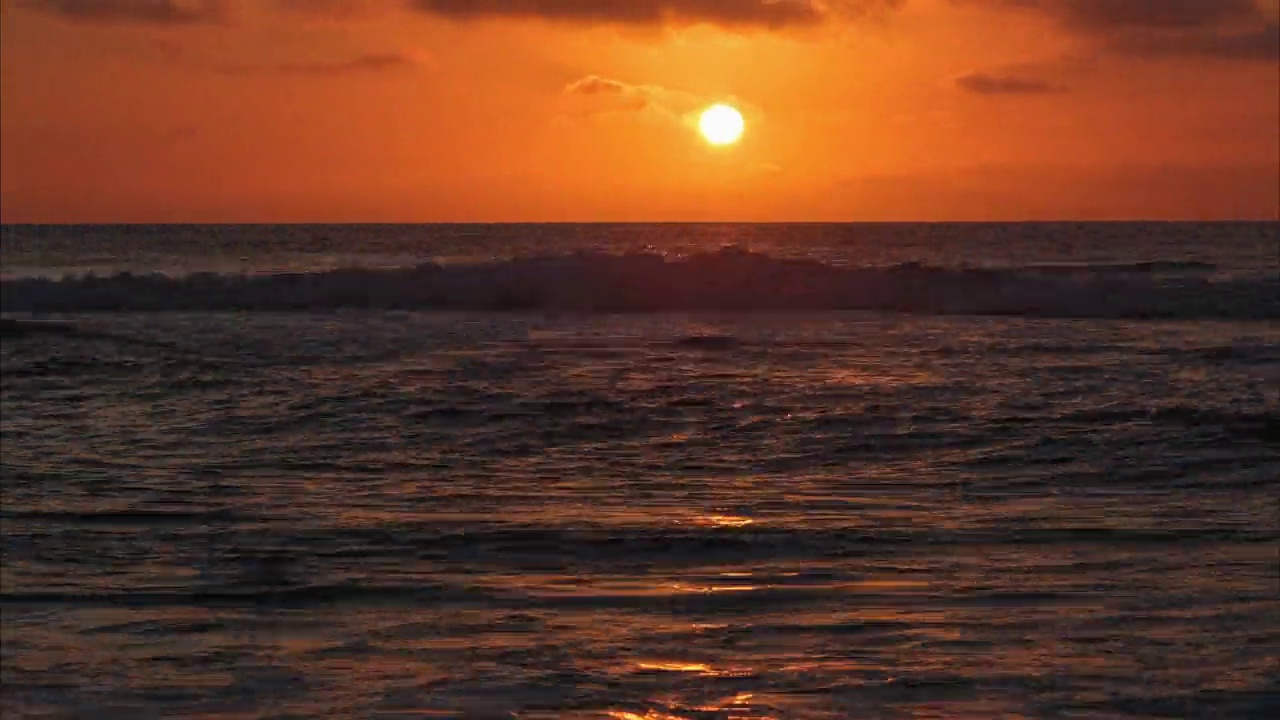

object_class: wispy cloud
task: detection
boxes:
[17,0,1278,65]
[975,0,1279,62]
[405,0,904,30]
[562,74,727,121]
[21,0,233,25]
[270,0,389,22]
[15,0,909,31]
[955,70,1069,94]
[219,50,431,77]
[994,0,1265,31]
[1106,21,1279,61]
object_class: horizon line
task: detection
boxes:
[4,218,1279,227]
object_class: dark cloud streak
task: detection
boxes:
[1108,22,1280,61]
[998,0,1264,31]
[955,71,1068,94]
[22,0,231,24]
[408,0,819,28]
[219,51,427,77]
[15,0,905,30]
[978,0,1278,62]
[406,0,903,29]
[18,0,1278,64]
[271,0,386,21]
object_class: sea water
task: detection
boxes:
[2,222,1277,718]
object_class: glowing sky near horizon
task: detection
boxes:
[1,0,1277,222]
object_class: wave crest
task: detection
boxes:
[2,248,1275,319]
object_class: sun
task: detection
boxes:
[698,104,745,146]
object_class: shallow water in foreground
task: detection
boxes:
[2,311,1277,719]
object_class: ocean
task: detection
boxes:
[1,222,1277,719]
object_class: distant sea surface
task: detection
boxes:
[2,223,1278,719]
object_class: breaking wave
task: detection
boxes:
[2,248,1276,319]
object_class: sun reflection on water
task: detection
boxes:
[608,690,771,720]
[634,660,757,680]
[636,661,718,674]
[607,712,686,720]
[668,581,760,594]
[693,514,755,527]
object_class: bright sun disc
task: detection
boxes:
[699,104,745,146]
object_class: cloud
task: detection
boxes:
[561,74,764,134]
[21,0,232,24]
[406,0,903,30]
[564,75,635,96]
[1107,21,1280,61]
[563,74,708,118]
[955,71,1068,94]
[270,0,388,21]
[978,0,1279,62]
[16,0,909,30]
[996,0,1265,31]
[835,162,1280,220]
[220,50,430,76]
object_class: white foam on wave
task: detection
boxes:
[2,247,1275,320]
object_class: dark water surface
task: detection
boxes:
[2,223,1277,718]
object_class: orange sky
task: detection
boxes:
[1,0,1277,222]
